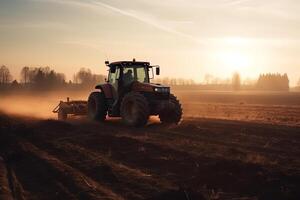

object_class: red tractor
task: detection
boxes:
[54,59,182,126]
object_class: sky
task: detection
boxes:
[0,0,299,85]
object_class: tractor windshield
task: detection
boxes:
[123,65,149,85]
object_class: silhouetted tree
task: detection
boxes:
[256,73,289,91]
[73,68,105,86]
[20,66,30,84]
[34,68,45,85]
[0,65,12,84]
[153,77,196,86]
[74,68,92,85]
[232,72,241,91]
[297,78,300,87]
[19,66,66,88]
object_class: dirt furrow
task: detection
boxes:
[15,140,124,200]
[49,130,298,199]
[118,128,300,170]
[30,139,174,200]
[0,156,13,200]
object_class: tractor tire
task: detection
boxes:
[88,92,108,121]
[121,92,150,127]
[159,94,182,124]
[58,109,67,121]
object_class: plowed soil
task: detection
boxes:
[1,113,299,200]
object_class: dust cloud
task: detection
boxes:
[0,91,91,119]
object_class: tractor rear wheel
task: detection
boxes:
[121,92,150,127]
[159,94,182,124]
[88,92,108,121]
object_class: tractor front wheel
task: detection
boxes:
[121,92,150,127]
[159,94,182,124]
[88,92,108,121]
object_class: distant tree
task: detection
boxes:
[19,66,66,88]
[283,73,289,90]
[74,68,93,85]
[93,74,106,84]
[232,72,241,91]
[187,79,195,85]
[0,65,12,84]
[20,66,30,84]
[257,73,289,91]
[297,78,300,87]
[153,77,196,86]
[73,68,105,86]
[170,78,177,85]
[56,73,66,84]
[34,68,45,85]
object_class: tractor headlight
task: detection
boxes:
[154,88,161,92]
[154,87,169,93]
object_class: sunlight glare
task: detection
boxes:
[219,51,250,72]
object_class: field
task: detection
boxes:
[0,90,300,200]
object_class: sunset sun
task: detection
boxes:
[219,51,251,72]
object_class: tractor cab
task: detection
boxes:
[105,59,160,100]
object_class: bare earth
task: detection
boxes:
[0,90,299,199]
[0,113,299,200]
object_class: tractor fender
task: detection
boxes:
[95,84,113,99]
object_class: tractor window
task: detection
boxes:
[123,66,149,84]
[108,67,119,84]
[123,67,134,86]
[136,67,148,83]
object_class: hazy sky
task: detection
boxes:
[0,0,299,85]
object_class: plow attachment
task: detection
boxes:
[53,97,87,120]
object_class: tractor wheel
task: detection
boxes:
[159,94,182,124]
[58,109,67,121]
[121,92,150,127]
[88,92,108,121]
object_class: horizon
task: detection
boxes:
[1,0,300,86]
[2,64,298,87]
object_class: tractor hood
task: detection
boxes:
[132,81,170,93]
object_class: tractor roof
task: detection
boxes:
[107,60,150,67]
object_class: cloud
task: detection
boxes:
[31,0,202,44]
[95,0,202,41]
[29,0,300,46]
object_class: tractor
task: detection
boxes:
[87,59,182,126]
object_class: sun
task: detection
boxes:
[219,51,250,72]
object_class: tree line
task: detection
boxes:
[0,65,298,91]
[257,73,289,91]
[0,65,106,89]
[20,66,65,87]
[154,78,195,86]
[0,65,12,84]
